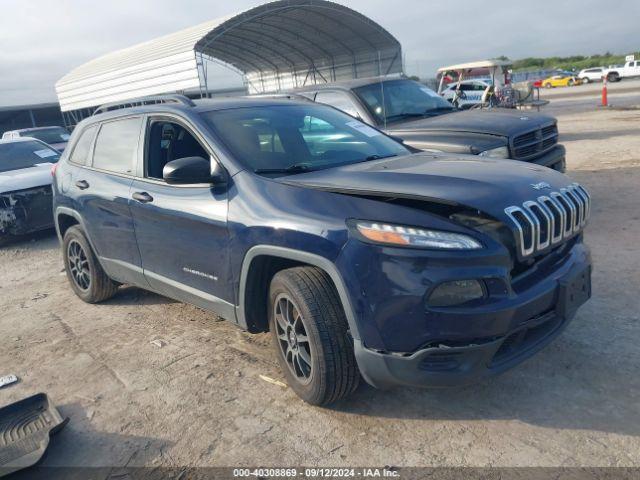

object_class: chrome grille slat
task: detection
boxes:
[539,196,564,244]
[504,183,590,258]
[560,189,579,233]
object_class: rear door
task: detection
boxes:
[128,115,233,318]
[73,116,145,285]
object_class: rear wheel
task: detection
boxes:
[581,77,590,84]
[268,267,359,405]
[63,226,118,303]
[607,72,620,82]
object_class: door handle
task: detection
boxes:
[132,191,154,203]
[75,180,89,190]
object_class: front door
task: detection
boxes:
[128,116,233,319]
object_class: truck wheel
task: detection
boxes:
[607,72,620,82]
[62,225,118,303]
[268,267,359,405]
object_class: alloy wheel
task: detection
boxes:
[274,294,313,384]
[67,239,91,291]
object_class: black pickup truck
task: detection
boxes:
[287,77,566,171]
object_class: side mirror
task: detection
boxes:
[163,156,227,185]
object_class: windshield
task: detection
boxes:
[20,127,70,145]
[353,79,454,125]
[201,104,409,176]
[0,140,60,173]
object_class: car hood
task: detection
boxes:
[280,153,572,221]
[0,164,52,194]
[385,109,555,137]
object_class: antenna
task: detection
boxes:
[378,51,387,130]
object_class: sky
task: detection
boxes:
[0,0,638,106]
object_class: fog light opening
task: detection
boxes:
[427,279,486,308]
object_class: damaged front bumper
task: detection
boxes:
[0,186,54,237]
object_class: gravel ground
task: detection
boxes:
[1,103,639,471]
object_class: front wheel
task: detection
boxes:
[581,77,590,84]
[62,225,118,303]
[544,83,552,89]
[268,267,359,405]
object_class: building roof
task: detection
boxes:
[56,0,402,112]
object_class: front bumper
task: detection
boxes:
[0,186,54,237]
[352,243,591,389]
[522,144,566,172]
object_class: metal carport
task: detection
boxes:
[55,0,403,123]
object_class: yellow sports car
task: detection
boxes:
[541,74,581,88]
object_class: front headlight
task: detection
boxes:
[353,221,482,250]
[478,146,509,158]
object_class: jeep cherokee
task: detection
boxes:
[53,95,592,405]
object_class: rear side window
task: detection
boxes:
[315,91,361,118]
[68,125,97,165]
[92,117,141,174]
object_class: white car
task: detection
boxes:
[604,60,640,82]
[0,137,60,240]
[577,67,604,83]
[440,80,491,108]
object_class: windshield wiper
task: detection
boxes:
[385,112,426,121]
[363,153,399,161]
[254,164,314,174]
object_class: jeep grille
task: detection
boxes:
[512,124,558,159]
[504,183,590,257]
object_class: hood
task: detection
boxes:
[386,109,555,137]
[280,153,572,223]
[0,164,53,194]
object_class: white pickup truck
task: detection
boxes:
[604,60,640,82]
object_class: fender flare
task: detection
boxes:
[54,206,98,252]
[236,245,361,340]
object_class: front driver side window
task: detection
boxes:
[146,120,209,180]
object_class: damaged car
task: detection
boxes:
[53,95,591,405]
[0,138,59,241]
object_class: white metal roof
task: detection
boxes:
[56,0,402,112]
[436,59,512,73]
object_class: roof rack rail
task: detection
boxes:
[93,94,196,115]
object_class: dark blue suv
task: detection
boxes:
[53,95,592,405]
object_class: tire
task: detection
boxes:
[268,267,359,405]
[581,77,590,84]
[568,79,574,86]
[62,225,118,303]
[544,82,552,89]
[607,72,620,82]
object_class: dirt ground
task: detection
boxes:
[1,100,639,471]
